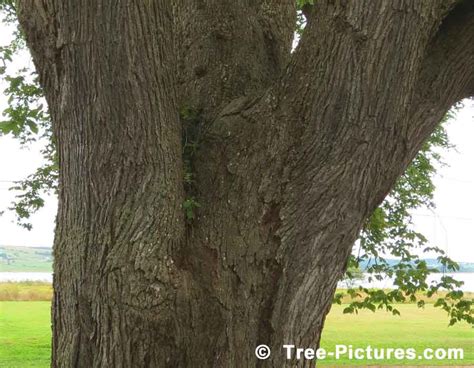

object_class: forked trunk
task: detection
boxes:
[16,0,474,367]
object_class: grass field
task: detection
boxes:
[0,302,51,368]
[0,246,52,272]
[0,302,472,367]
[320,304,473,366]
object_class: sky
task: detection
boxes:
[0,138,57,247]
[0,20,57,248]
[411,103,474,262]
[0,22,472,262]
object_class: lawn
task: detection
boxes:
[0,302,472,367]
[319,304,473,366]
[0,302,51,368]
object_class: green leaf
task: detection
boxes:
[343,306,354,314]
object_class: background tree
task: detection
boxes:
[0,0,473,366]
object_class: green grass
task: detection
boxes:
[0,302,472,367]
[0,302,51,368]
[319,304,474,366]
[0,246,52,272]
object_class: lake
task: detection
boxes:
[338,272,474,292]
[0,272,52,283]
[1,272,473,291]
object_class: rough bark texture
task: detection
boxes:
[16,0,474,367]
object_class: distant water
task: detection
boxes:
[338,272,474,292]
[0,272,52,283]
[1,272,473,291]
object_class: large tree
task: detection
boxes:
[10,0,474,366]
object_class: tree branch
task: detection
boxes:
[415,0,474,105]
[235,0,472,349]
[403,0,474,166]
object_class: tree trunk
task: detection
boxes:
[16,0,474,367]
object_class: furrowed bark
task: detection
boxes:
[173,0,296,116]
[16,0,474,367]
[264,2,474,364]
[407,0,474,160]
[18,1,186,366]
[183,1,474,366]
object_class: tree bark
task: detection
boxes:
[16,0,474,367]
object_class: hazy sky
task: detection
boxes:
[411,103,474,262]
[0,23,472,262]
